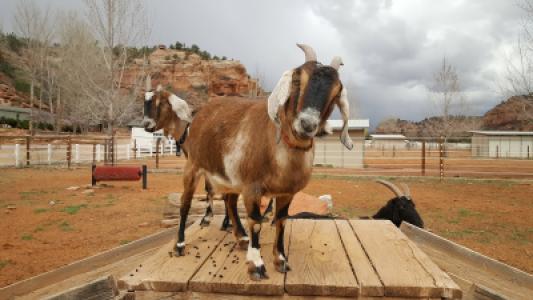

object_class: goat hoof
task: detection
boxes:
[248,263,269,281]
[200,217,211,227]
[238,238,249,250]
[275,260,291,273]
[220,223,232,232]
[173,244,186,257]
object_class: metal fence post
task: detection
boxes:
[26,136,31,166]
[92,144,96,164]
[47,144,52,165]
[421,140,426,176]
[156,138,161,169]
[439,137,444,181]
[67,136,72,169]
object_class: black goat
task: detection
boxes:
[373,179,424,228]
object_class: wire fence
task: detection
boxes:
[1,135,532,179]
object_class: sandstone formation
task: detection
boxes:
[124,46,264,110]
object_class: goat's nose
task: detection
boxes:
[301,119,317,133]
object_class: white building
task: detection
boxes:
[314,119,369,168]
[369,134,408,149]
[470,131,533,158]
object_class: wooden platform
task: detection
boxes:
[119,217,462,299]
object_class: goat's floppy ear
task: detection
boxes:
[337,87,354,150]
[267,70,294,143]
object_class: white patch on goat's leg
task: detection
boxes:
[144,91,154,101]
[246,243,264,267]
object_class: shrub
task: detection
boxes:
[14,79,31,94]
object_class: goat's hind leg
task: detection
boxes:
[220,194,233,232]
[200,179,215,227]
[225,193,248,248]
[273,196,292,273]
[173,163,201,256]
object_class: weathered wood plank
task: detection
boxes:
[350,220,441,298]
[335,220,384,297]
[402,222,531,299]
[118,217,227,292]
[285,219,359,297]
[189,220,288,295]
[43,275,118,300]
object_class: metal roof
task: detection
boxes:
[469,130,533,136]
[370,134,407,140]
[0,105,31,114]
[327,119,369,130]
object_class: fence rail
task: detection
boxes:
[1,135,532,179]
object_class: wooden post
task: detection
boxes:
[92,144,96,164]
[439,137,444,181]
[111,133,116,166]
[155,138,161,169]
[67,136,72,169]
[104,140,108,165]
[421,140,426,176]
[26,136,31,166]
[142,165,147,189]
[392,145,396,158]
[133,139,137,160]
[496,145,499,158]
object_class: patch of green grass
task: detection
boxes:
[0,259,12,270]
[120,240,131,245]
[59,221,73,232]
[34,208,49,214]
[510,228,531,244]
[458,208,482,218]
[34,225,45,232]
[21,233,33,240]
[62,204,88,215]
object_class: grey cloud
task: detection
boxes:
[0,0,526,128]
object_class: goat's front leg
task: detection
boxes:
[273,195,292,273]
[173,163,200,256]
[200,179,214,227]
[244,190,268,281]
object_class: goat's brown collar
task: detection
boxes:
[281,131,314,151]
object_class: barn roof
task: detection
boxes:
[469,130,533,136]
[327,119,369,130]
[370,134,407,140]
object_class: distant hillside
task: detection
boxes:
[482,95,533,131]
[375,116,483,137]
[376,95,533,136]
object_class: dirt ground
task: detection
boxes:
[0,167,532,288]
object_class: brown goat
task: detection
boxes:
[176,44,353,280]
[142,82,234,229]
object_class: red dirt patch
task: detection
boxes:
[0,167,531,288]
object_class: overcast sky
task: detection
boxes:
[0,0,526,126]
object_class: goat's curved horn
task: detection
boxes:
[376,179,404,198]
[145,74,152,91]
[400,183,411,198]
[337,87,353,150]
[330,56,344,70]
[297,44,317,62]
